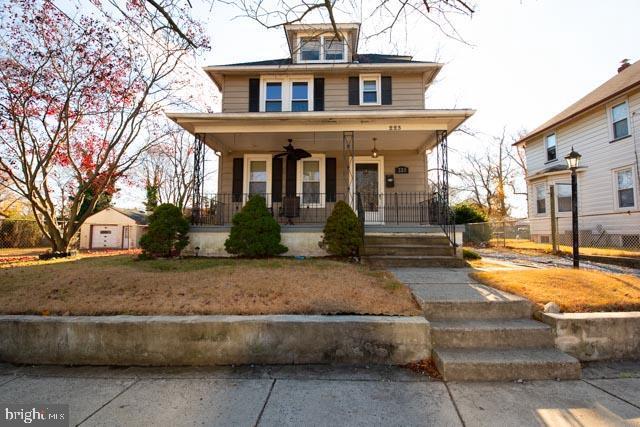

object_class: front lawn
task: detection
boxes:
[0,255,420,316]
[471,268,640,313]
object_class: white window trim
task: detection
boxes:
[296,154,326,208]
[534,183,546,215]
[612,165,637,210]
[243,154,272,206]
[296,32,349,64]
[359,73,381,106]
[544,132,557,163]
[555,182,573,214]
[259,75,314,112]
[607,97,632,141]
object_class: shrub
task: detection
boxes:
[320,200,362,257]
[0,219,44,248]
[453,202,487,224]
[462,248,481,260]
[224,195,287,257]
[139,203,189,258]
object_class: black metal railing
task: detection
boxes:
[428,191,457,254]
[189,192,443,227]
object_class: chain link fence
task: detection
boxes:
[0,219,50,257]
[464,219,640,256]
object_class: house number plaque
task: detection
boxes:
[395,166,409,174]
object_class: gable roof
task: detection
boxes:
[222,54,432,67]
[517,59,640,145]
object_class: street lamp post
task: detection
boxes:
[565,147,582,268]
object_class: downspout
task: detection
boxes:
[632,109,640,190]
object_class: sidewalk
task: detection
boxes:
[1,362,639,426]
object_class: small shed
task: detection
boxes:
[79,207,148,250]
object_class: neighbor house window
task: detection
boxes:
[611,101,630,140]
[360,74,380,105]
[265,82,282,112]
[536,184,546,214]
[300,37,321,61]
[556,183,572,212]
[297,154,325,207]
[545,133,557,161]
[616,168,635,208]
[324,37,344,60]
[291,82,309,112]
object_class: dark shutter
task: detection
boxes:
[314,77,325,111]
[232,158,243,202]
[325,157,337,202]
[381,76,392,105]
[272,157,283,202]
[285,156,297,196]
[348,76,359,105]
[248,78,259,112]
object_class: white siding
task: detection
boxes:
[525,88,640,239]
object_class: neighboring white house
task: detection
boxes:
[79,207,148,250]
[516,60,640,248]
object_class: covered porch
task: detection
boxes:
[168,110,471,233]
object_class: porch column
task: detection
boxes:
[342,131,355,204]
[191,133,205,224]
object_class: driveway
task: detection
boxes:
[1,362,639,426]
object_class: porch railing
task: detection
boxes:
[190,192,451,227]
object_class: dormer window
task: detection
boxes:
[297,34,348,63]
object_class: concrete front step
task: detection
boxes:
[364,244,455,257]
[433,348,581,381]
[364,235,451,246]
[365,255,467,269]
[422,299,533,321]
[431,319,555,349]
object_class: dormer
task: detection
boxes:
[284,23,360,64]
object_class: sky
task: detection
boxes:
[117,0,640,216]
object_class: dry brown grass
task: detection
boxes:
[0,255,420,316]
[471,268,640,313]
[492,239,640,258]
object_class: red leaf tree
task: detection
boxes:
[0,0,207,252]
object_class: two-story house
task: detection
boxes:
[516,60,640,248]
[168,23,474,259]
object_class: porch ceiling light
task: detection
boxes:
[372,137,378,158]
[564,146,581,170]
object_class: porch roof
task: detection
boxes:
[167,109,473,154]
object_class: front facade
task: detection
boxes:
[169,23,473,256]
[517,60,640,248]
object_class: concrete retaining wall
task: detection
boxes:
[540,312,640,361]
[0,315,430,366]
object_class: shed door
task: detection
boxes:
[91,225,120,249]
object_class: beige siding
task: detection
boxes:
[221,72,425,113]
[525,88,640,239]
[218,149,426,195]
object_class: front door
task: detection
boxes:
[353,158,384,224]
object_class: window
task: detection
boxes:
[324,38,344,61]
[545,133,557,162]
[360,74,380,105]
[297,154,325,207]
[611,102,630,139]
[616,168,635,208]
[244,154,272,204]
[300,37,321,61]
[291,82,309,112]
[557,183,572,212]
[535,184,546,214]
[265,82,282,112]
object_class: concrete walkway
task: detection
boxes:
[1,362,640,426]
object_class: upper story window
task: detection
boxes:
[611,101,630,140]
[556,183,572,212]
[615,167,635,208]
[265,82,282,112]
[291,82,309,112]
[300,37,321,61]
[535,184,546,214]
[297,34,347,63]
[260,76,313,112]
[545,133,556,162]
[360,74,380,105]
